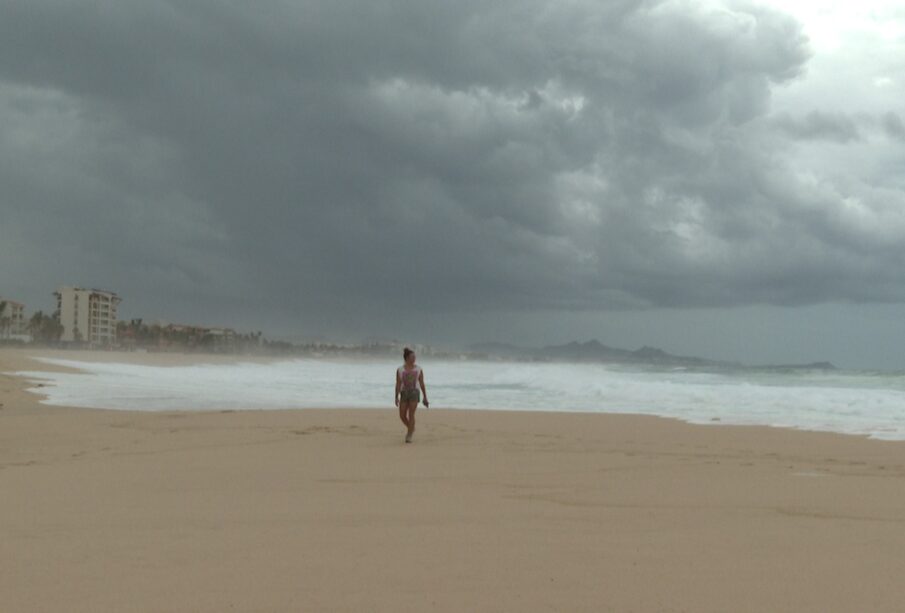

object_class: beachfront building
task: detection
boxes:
[201,326,237,352]
[54,287,121,346]
[0,298,27,338]
[120,321,239,352]
[162,323,236,352]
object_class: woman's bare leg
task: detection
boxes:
[406,404,416,435]
[399,403,410,429]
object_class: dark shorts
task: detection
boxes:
[400,389,420,403]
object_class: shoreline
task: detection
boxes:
[2,347,905,611]
[4,347,904,444]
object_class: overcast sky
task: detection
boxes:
[2,1,905,369]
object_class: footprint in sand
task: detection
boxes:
[291,425,366,436]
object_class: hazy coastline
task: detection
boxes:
[6,348,905,441]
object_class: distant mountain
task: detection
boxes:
[466,339,838,370]
[537,339,630,361]
[534,339,728,367]
[467,338,728,366]
[749,361,837,371]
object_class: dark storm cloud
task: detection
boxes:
[881,111,905,141]
[2,0,904,333]
[772,111,862,142]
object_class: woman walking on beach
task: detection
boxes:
[396,347,428,443]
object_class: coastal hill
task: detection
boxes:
[467,339,836,371]
[50,328,835,371]
[468,339,726,366]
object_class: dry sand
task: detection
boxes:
[2,347,905,612]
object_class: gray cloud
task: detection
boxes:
[772,110,862,142]
[881,111,905,141]
[2,0,905,343]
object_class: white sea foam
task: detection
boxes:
[9,357,905,440]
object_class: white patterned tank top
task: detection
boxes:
[398,365,421,391]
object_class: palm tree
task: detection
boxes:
[27,311,64,344]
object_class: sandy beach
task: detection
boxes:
[2,348,905,612]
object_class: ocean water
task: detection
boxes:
[10,357,905,440]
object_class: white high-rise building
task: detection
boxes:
[0,298,26,337]
[54,287,121,345]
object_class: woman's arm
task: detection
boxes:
[395,369,401,407]
[419,369,428,407]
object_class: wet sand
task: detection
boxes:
[2,347,904,612]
